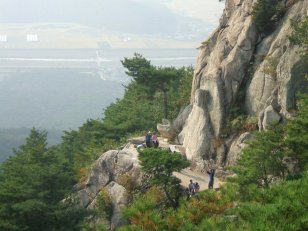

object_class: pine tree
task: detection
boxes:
[138,149,190,208]
[0,128,87,231]
[286,94,308,171]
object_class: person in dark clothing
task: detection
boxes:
[194,182,200,193]
[145,131,152,148]
[207,169,215,189]
[188,179,196,196]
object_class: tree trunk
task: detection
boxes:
[163,185,177,209]
[161,83,168,119]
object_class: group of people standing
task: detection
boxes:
[187,179,200,198]
[186,169,216,199]
[145,131,159,148]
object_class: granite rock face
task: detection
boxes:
[227,132,252,166]
[75,149,141,230]
[157,105,192,142]
[245,1,308,116]
[180,0,308,166]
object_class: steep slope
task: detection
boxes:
[177,0,308,169]
[75,0,308,229]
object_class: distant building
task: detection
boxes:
[0,35,7,42]
[27,34,38,42]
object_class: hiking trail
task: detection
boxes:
[123,136,222,191]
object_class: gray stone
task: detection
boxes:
[245,0,308,115]
[157,119,178,141]
[182,0,258,164]
[74,148,142,229]
[108,182,128,229]
[182,89,214,161]
[261,105,281,130]
[227,132,252,166]
[179,0,307,167]
[157,105,192,142]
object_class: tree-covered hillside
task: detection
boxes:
[0,13,307,230]
[0,55,193,230]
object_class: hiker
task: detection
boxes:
[145,131,152,148]
[194,182,200,193]
[207,169,215,189]
[188,179,196,196]
[152,132,159,148]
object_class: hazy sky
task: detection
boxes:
[0,0,224,26]
[132,0,225,24]
[0,0,225,43]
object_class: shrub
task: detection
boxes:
[252,0,277,33]
[252,0,287,34]
[263,56,279,79]
[96,188,113,221]
[117,173,138,203]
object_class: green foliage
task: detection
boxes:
[289,16,308,78]
[289,16,308,55]
[100,65,192,144]
[0,128,88,231]
[236,173,308,231]
[231,125,288,190]
[102,83,158,139]
[252,0,287,34]
[225,115,258,135]
[138,149,190,208]
[96,188,113,221]
[60,119,118,181]
[263,56,279,79]
[121,53,154,86]
[168,66,193,119]
[117,173,139,203]
[121,53,193,119]
[252,0,277,33]
[120,183,238,231]
[118,94,308,230]
[286,94,308,170]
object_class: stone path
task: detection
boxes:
[124,136,221,191]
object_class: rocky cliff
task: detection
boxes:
[177,0,308,169]
[76,0,308,229]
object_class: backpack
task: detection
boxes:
[145,134,151,142]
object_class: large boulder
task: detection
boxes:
[157,105,192,142]
[182,0,258,164]
[259,105,281,131]
[157,119,178,141]
[182,89,214,162]
[227,132,252,166]
[75,148,142,229]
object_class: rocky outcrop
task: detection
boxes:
[75,148,142,230]
[245,1,308,116]
[227,132,252,166]
[258,105,281,131]
[77,0,308,229]
[182,89,214,163]
[180,0,308,167]
[182,0,258,163]
[157,119,178,141]
[157,105,192,142]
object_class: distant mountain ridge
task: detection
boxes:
[0,0,206,36]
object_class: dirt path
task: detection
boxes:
[124,137,221,191]
[173,168,221,191]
